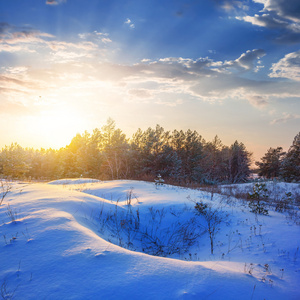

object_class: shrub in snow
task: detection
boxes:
[0,180,11,206]
[248,183,269,200]
[248,183,269,215]
[194,202,208,215]
[97,203,202,257]
[154,174,164,186]
[275,192,293,213]
[195,201,223,254]
[249,201,269,215]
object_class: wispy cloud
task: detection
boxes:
[128,89,153,99]
[270,112,300,124]
[0,23,110,63]
[0,99,29,115]
[246,95,269,108]
[78,31,112,44]
[124,18,135,29]
[46,0,66,5]
[0,23,54,53]
[215,0,249,12]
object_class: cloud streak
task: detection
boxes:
[270,112,300,124]
[46,0,66,5]
[0,23,110,57]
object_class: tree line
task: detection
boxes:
[0,119,298,184]
[255,132,300,182]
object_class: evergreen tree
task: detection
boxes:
[256,147,285,179]
[201,136,224,183]
[281,132,300,182]
[171,129,204,183]
[228,141,252,183]
[0,143,30,178]
[100,118,129,179]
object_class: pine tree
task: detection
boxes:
[281,132,300,182]
[256,147,285,179]
[0,143,30,178]
[100,119,129,179]
[228,141,252,183]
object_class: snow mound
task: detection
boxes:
[0,180,299,299]
[48,178,101,185]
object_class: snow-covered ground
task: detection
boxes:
[0,179,299,299]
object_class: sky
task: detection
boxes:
[0,0,299,162]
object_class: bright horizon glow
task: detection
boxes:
[22,107,88,149]
[0,0,299,161]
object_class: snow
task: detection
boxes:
[0,179,300,299]
[48,178,101,185]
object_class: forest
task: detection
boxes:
[0,119,299,184]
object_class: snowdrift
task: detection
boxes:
[0,179,299,299]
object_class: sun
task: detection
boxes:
[24,107,88,149]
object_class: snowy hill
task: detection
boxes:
[0,179,299,299]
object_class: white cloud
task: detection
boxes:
[253,0,267,4]
[86,51,299,106]
[234,49,266,70]
[100,51,299,106]
[50,50,89,63]
[236,0,300,43]
[101,38,112,44]
[124,18,135,29]
[238,14,290,29]
[269,50,300,81]
[262,0,300,23]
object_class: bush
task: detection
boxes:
[248,183,269,215]
[195,201,223,254]
[0,180,11,206]
[194,202,208,215]
[249,201,269,215]
[275,192,292,213]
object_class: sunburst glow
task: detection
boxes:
[24,107,88,149]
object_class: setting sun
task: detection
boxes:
[23,107,88,149]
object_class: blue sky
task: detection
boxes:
[0,0,299,161]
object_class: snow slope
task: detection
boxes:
[0,179,299,299]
